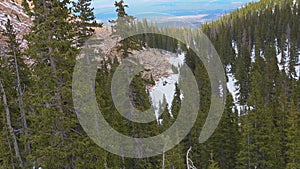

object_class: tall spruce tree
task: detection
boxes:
[208,152,220,169]
[285,101,300,169]
[109,0,141,57]
[73,0,103,47]
[22,0,105,167]
[0,18,31,169]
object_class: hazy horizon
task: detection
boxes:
[93,0,259,25]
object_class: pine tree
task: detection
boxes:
[208,152,220,169]
[109,0,141,57]
[0,18,32,168]
[237,54,280,169]
[2,17,30,151]
[235,44,251,105]
[171,82,181,119]
[209,93,240,169]
[129,72,151,112]
[109,0,134,35]
[23,0,102,167]
[285,101,300,169]
[0,79,25,169]
[72,0,103,47]
[0,0,297,168]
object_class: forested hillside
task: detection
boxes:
[201,0,300,168]
[0,0,299,168]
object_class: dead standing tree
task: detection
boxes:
[0,79,25,169]
[186,146,197,169]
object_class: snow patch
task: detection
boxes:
[226,65,243,114]
[277,52,283,71]
[231,40,238,57]
[149,52,185,120]
[296,65,300,79]
[251,45,255,62]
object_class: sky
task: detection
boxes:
[93,0,259,25]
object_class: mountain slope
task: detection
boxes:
[200,0,300,168]
[203,0,300,104]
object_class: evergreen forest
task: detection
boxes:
[0,0,299,168]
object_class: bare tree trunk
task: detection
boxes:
[104,161,108,169]
[49,54,64,114]
[247,116,251,169]
[0,79,25,169]
[13,49,29,152]
[162,148,165,169]
[186,146,192,169]
[4,125,15,169]
[186,146,197,169]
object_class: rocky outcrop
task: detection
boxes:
[90,27,178,82]
[0,0,31,55]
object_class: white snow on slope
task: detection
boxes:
[232,40,239,56]
[251,45,256,62]
[149,52,185,120]
[226,65,242,113]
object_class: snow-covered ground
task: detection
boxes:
[229,41,245,114]
[148,52,185,120]
[232,40,239,56]
[226,65,242,113]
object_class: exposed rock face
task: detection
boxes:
[131,49,173,80]
[14,0,22,4]
[92,26,179,81]
[0,0,31,55]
